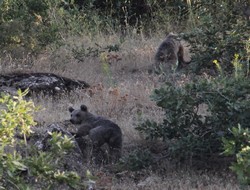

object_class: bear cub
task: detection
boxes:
[155,33,191,73]
[69,104,122,162]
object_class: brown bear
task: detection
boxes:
[154,33,191,73]
[69,104,122,163]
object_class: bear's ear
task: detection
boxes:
[80,104,88,112]
[69,107,74,112]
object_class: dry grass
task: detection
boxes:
[112,169,240,190]
[0,33,245,189]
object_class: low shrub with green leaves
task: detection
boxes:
[222,124,250,185]
[136,67,250,162]
[0,0,59,54]
[182,1,250,74]
[0,90,84,189]
[0,0,92,55]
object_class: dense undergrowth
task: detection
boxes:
[0,90,87,189]
[137,62,250,180]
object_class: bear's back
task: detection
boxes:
[92,116,121,132]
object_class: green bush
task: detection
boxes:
[136,66,250,161]
[0,90,84,189]
[3,0,248,58]
[0,0,60,54]
[0,0,211,53]
[0,0,95,55]
[182,1,250,74]
[222,124,250,185]
[66,0,187,32]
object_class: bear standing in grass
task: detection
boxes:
[155,33,191,73]
[69,104,122,163]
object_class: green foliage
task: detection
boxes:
[0,0,99,55]
[26,133,80,188]
[0,89,36,145]
[75,0,205,34]
[136,70,250,161]
[118,149,153,171]
[222,124,250,185]
[0,90,84,189]
[182,1,250,74]
[3,0,248,60]
[0,0,60,54]
[1,0,219,56]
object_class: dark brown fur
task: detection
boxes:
[242,5,250,20]
[69,105,122,163]
[155,33,191,73]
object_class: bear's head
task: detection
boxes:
[69,104,88,124]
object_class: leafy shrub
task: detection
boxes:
[0,0,61,54]
[136,69,250,161]
[62,0,182,37]
[182,1,250,73]
[0,0,93,55]
[0,90,84,189]
[222,124,250,185]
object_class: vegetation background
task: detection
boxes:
[0,0,250,189]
